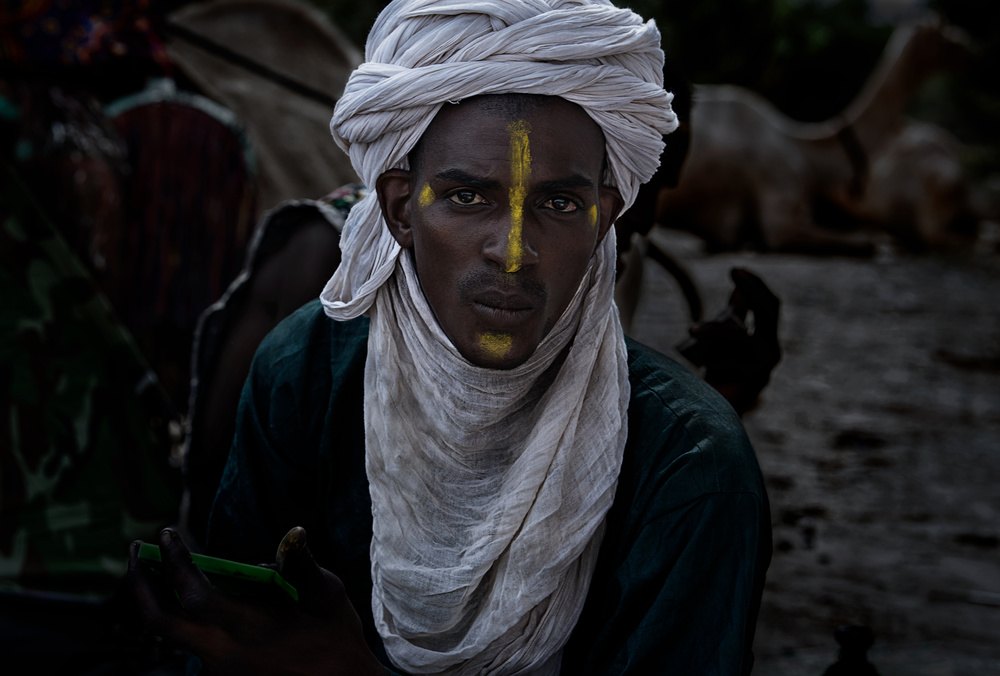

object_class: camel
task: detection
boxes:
[846,119,979,250]
[165,0,363,212]
[653,18,973,256]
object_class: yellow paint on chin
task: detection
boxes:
[588,204,598,229]
[506,120,531,273]
[418,183,435,209]
[479,331,514,360]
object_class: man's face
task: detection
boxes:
[378,96,623,369]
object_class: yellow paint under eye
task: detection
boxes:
[588,204,598,229]
[418,183,435,209]
[506,120,531,273]
[479,331,513,359]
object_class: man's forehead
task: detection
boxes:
[412,94,606,174]
[473,93,558,118]
[437,93,585,126]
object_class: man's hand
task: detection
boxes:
[127,527,387,676]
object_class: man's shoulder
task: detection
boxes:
[253,299,369,386]
[624,335,739,424]
[623,336,764,500]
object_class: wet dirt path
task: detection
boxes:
[630,230,1000,674]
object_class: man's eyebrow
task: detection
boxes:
[435,169,502,189]
[433,170,595,192]
[535,175,595,192]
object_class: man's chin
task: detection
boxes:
[461,330,535,370]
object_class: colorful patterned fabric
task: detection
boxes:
[322,182,368,222]
[0,0,169,73]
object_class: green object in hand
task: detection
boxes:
[138,543,299,602]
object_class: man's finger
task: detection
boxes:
[275,527,325,594]
[275,527,348,616]
[128,539,171,620]
[127,539,202,642]
[157,528,217,614]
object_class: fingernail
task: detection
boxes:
[279,527,305,554]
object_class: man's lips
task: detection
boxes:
[470,291,534,327]
[473,290,533,311]
[458,271,547,328]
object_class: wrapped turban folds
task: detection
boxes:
[322,0,679,319]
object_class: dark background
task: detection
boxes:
[305,0,1000,182]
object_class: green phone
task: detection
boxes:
[138,543,298,603]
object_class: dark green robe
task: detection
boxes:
[207,299,771,675]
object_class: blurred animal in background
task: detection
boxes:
[654,17,975,255]
[163,0,363,212]
[614,61,701,331]
[181,188,351,547]
[843,119,979,251]
[613,62,782,418]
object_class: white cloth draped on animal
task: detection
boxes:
[318,1,678,674]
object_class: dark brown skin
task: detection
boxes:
[378,95,622,369]
[127,527,388,676]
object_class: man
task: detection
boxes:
[128,1,771,674]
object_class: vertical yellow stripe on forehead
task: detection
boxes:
[418,183,435,209]
[506,120,531,273]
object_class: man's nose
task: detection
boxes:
[482,210,539,272]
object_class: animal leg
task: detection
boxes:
[614,233,646,334]
[759,191,876,256]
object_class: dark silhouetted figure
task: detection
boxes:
[823,625,881,676]
[677,267,781,416]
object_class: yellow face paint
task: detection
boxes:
[588,204,598,229]
[505,120,531,273]
[479,331,513,360]
[418,183,435,209]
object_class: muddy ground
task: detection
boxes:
[628,228,1000,675]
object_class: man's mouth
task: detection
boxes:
[471,291,534,326]
[474,290,533,311]
[458,271,547,329]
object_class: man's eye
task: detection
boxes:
[542,197,579,213]
[448,190,486,205]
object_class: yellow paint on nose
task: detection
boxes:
[506,120,531,273]
[418,183,435,209]
[479,331,513,359]
[588,204,598,229]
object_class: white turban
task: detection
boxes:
[321,0,677,319]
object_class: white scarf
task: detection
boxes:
[318,1,678,672]
[364,237,627,674]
